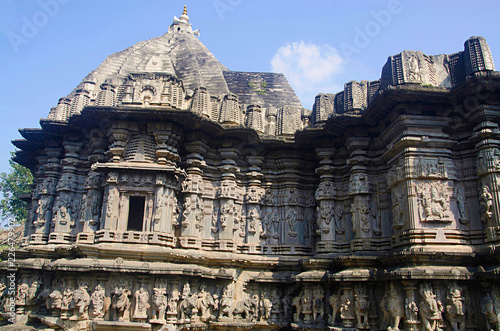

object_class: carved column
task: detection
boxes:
[77,129,108,244]
[301,284,313,324]
[315,148,338,253]
[346,137,373,252]
[99,172,119,235]
[340,282,355,328]
[30,146,61,244]
[150,173,179,247]
[77,171,103,244]
[32,145,63,244]
[49,141,80,244]
[278,157,304,251]
[149,122,183,166]
[108,123,130,163]
[403,280,420,331]
[177,135,207,249]
[476,134,500,242]
[217,145,242,252]
[246,156,264,253]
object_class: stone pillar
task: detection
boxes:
[77,171,103,244]
[340,282,355,328]
[315,148,338,253]
[217,145,242,252]
[346,137,373,252]
[150,173,179,247]
[77,129,108,243]
[100,172,119,231]
[108,123,130,163]
[301,284,313,324]
[476,132,500,242]
[403,280,420,331]
[277,157,304,251]
[245,156,264,253]
[50,139,82,244]
[30,146,62,244]
[179,179,203,249]
[149,122,183,166]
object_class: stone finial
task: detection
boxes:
[179,5,189,23]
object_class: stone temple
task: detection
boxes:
[3,6,500,331]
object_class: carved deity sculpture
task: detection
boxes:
[249,294,259,321]
[282,291,293,320]
[380,282,403,331]
[15,282,29,305]
[60,286,74,319]
[91,284,106,320]
[317,202,333,234]
[340,292,354,324]
[70,285,90,321]
[219,288,233,319]
[211,206,219,233]
[179,283,195,323]
[247,209,260,235]
[416,182,450,221]
[286,211,298,238]
[270,291,281,320]
[260,212,273,239]
[181,197,192,228]
[405,297,419,325]
[445,283,466,331]
[112,286,132,322]
[151,287,167,323]
[359,200,371,233]
[292,294,302,322]
[259,292,272,321]
[48,287,63,316]
[334,205,345,235]
[133,286,150,320]
[392,188,405,228]
[329,293,341,326]
[481,286,500,331]
[312,286,324,323]
[419,283,443,331]
[480,184,494,223]
[196,285,215,322]
[407,53,422,82]
[167,287,179,323]
[354,286,370,329]
[455,186,468,223]
[79,195,87,222]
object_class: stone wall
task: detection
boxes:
[3,35,500,330]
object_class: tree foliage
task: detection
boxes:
[0,153,33,224]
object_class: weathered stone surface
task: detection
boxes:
[3,6,500,331]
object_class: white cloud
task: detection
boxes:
[271,41,344,108]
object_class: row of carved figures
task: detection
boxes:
[0,277,283,326]
[2,276,500,330]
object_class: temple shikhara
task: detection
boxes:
[4,6,500,331]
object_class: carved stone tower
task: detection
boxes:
[3,7,500,331]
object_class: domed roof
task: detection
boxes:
[76,7,230,97]
[48,6,303,124]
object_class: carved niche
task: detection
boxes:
[415,181,451,222]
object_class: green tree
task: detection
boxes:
[0,152,33,224]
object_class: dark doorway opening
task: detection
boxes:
[127,196,145,231]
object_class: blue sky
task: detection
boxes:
[0,0,498,174]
